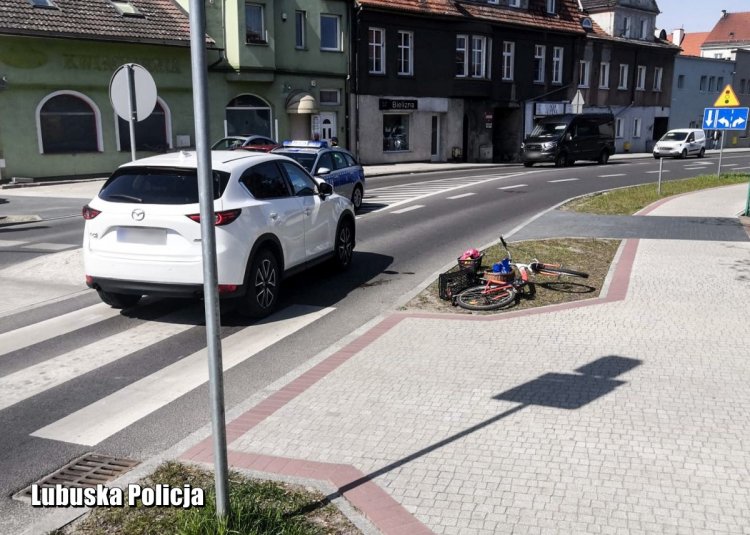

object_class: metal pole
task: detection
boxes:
[657,155,663,196]
[717,131,725,177]
[745,176,750,217]
[126,64,137,162]
[187,0,229,518]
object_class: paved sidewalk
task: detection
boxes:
[182,185,750,534]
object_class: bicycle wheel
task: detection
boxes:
[536,264,589,279]
[455,285,517,311]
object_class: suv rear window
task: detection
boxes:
[99,167,231,205]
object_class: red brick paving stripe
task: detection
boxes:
[225,449,434,534]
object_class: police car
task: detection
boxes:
[272,141,365,212]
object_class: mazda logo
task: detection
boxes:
[131,209,145,221]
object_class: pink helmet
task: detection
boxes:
[461,248,481,260]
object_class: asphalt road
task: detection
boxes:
[1,153,749,531]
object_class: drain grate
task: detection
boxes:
[14,453,140,501]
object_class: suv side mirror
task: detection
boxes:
[318,181,333,198]
[316,167,331,176]
[564,132,573,142]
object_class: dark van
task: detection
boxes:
[520,113,615,167]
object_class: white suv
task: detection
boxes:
[83,151,356,318]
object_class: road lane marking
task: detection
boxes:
[0,240,26,248]
[684,166,705,170]
[391,205,425,214]
[0,304,121,358]
[548,178,579,183]
[32,304,334,446]
[498,184,528,190]
[598,174,626,178]
[22,242,77,252]
[722,164,737,167]
[446,193,476,200]
[646,170,671,174]
[0,315,195,411]
[732,166,750,170]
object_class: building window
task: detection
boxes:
[633,118,641,138]
[533,45,545,83]
[368,28,385,74]
[502,41,515,81]
[509,0,520,6]
[30,0,58,8]
[640,19,648,39]
[546,0,555,14]
[383,114,409,152]
[699,75,707,91]
[456,35,468,77]
[112,0,143,17]
[37,91,102,154]
[677,74,685,89]
[618,64,629,89]
[636,65,646,90]
[714,53,723,59]
[578,60,590,87]
[717,76,724,89]
[742,79,747,94]
[319,89,340,105]
[245,3,266,44]
[622,16,631,38]
[320,14,340,51]
[709,76,716,92]
[225,94,272,138]
[653,67,663,91]
[599,62,610,88]
[552,47,563,84]
[398,31,414,76]
[615,117,624,138]
[472,36,487,78]
[118,100,170,152]
[295,11,306,49]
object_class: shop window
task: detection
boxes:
[245,3,266,44]
[225,94,272,137]
[118,100,170,152]
[383,114,409,152]
[37,91,101,154]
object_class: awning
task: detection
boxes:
[286,92,318,114]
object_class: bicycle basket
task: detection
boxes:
[439,270,477,301]
[457,253,484,273]
[483,270,514,283]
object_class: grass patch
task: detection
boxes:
[562,173,749,215]
[403,238,620,315]
[56,462,359,535]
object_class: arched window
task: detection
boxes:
[117,98,172,152]
[37,91,102,154]
[226,94,272,137]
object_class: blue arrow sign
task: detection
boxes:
[703,107,749,130]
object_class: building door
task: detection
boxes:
[430,115,441,161]
[319,112,336,144]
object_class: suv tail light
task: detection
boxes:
[187,209,242,226]
[82,205,101,220]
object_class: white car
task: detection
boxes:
[82,151,356,318]
[653,128,706,159]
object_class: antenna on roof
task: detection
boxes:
[721,9,727,18]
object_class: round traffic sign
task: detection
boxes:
[109,64,157,122]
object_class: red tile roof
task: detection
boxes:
[358,0,594,35]
[0,0,205,46]
[668,31,709,56]
[704,12,750,46]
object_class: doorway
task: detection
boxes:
[430,115,441,161]
[319,112,336,145]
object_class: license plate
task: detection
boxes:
[117,227,167,245]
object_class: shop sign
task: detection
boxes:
[535,102,566,116]
[379,99,418,111]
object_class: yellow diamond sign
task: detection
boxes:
[714,84,741,107]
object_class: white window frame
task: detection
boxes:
[653,67,663,91]
[36,90,104,154]
[320,14,341,51]
[456,34,468,78]
[622,16,631,38]
[398,31,414,76]
[509,0,520,6]
[578,60,590,88]
[552,47,563,85]
[502,41,515,81]
[618,64,629,90]
[471,36,487,79]
[546,0,556,14]
[295,11,306,49]
[534,45,546,83]
[633,118,642,138]
[640,19,648,39]
[319,89,341,106]
[368,27,385,74]
[636,65,646,90]
[245,3,266,44]
[615,117,624,138]
[599,62,610,88]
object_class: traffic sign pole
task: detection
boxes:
[658,155,663,195]
[126,65,137,162]
[717,132,725,178]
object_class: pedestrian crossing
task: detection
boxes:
[1,299,333,447]
[0,239,78,252]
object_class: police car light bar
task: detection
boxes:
[282,140,329,148]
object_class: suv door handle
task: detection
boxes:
[269,212,279,221]
[304,208,311,216]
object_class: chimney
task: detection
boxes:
[672,28,685,46]
[722,9,727,18]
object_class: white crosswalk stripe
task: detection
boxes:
[31,304,333,446]
[0,239,78,252]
